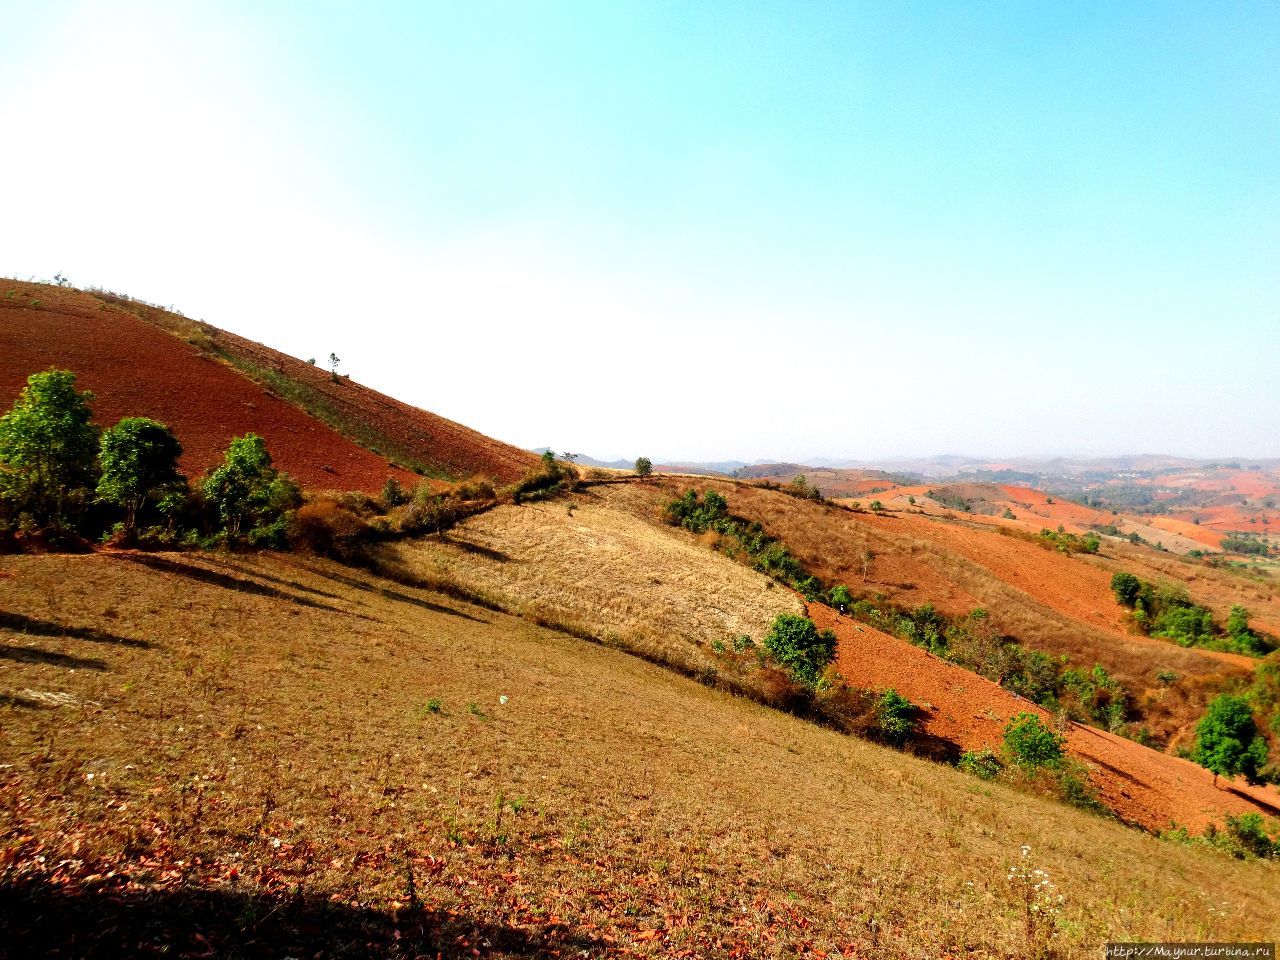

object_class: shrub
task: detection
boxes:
[827,584,853,613]
[1003,712,1065,768]
[634,456,652,477]
[1193,694,1269,784]
[97,417,186,532]
[0,369,100,529]
[453,477,496,502]
[959,747,1002,780]
[381,476,408,507]
[762,613,837,689]
[290,495,378,560]
[873,689,917,746]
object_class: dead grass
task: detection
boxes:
[376,485,802,670]
[1,550,1278,957]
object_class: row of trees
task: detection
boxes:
[0,369,299,547]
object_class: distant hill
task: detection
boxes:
[0,281,538,491]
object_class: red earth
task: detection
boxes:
[810,603,1280,833]
[0,283,536,491]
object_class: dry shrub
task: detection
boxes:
[452,477,496,502]
[290,496,379,561]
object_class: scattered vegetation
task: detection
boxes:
[0,369,299,550]
[1109,571,1274,655]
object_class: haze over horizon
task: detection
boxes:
[2,1,1276,461]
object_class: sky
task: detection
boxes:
[1,1,1277,462]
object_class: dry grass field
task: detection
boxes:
[3,550,1278,958]
[377,484,802,671]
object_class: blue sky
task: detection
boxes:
[1,1,1276,460]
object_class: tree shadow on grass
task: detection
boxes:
[0,611,151,648]
[0,692,52,710]
[0,643,107,670]
[0,878,606,959]
[293,559,490,624]
[110,553,374,621]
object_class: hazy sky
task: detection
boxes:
[2,1,1276,461]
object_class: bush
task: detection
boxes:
[290,495,379,560]
[381,476,408,507]
[1003,712,1065,768]
[827,584,853,613]
[874,689,917,746]
[762,613,837,689]
[959,747,1002,780]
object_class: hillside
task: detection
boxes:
[0,281,537,490]
[4,550,1278,956]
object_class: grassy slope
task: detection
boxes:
[3,552,1277,957]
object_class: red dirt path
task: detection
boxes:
[0,283,536,491]
[810,604,1280,832]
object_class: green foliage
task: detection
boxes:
[827,584,853,613]
[512,455,570,504]
[1221,535,1269,556]
[1003,712,1065,768]
[97,417,186,531]
[869,500,884,512]
[1110,572,1141,607]
[874,689,917,746]
[1061,664,1128,730]
[958,748,1002,780]
[381,476,408,507]
[1037,527,1099,554]
[1116,574,1273,656]
[1193,694,1269,783]
[786,474,823,502]
[0,369,100,528]
[634,456,652,477]
[201,434,301,544]
[664,489,728,533]
[762,613,836,689]
[1164,813,1279,860]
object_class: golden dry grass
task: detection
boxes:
[2,550,1278,958]
[377,484,802,668]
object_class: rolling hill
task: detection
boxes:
[0,281,537,491]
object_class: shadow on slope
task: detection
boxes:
[0,878,603,959]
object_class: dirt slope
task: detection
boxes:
[809,604,1280,833]
[0,282,536,489]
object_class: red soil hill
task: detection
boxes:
[0,283,536,491]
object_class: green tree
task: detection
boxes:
[201,434,300,543]
[1193,694,1269,786]
[1003,712,1065,768]
[0,369,99,528]
[762,613,837,689]
[875,689,917,746]
[634,456,653,478]
[1110,571,1141,607]
[97,417,186,531]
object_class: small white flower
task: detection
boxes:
[499,695,509,705]
[270,838,282,849]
